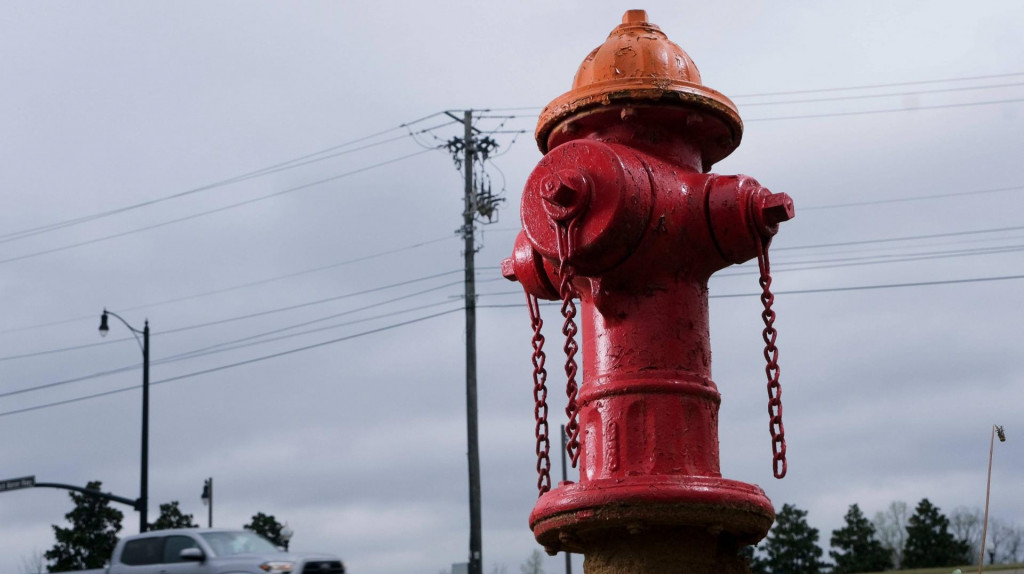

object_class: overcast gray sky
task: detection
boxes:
[2,1,1023,573]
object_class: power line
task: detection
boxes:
[158,299,462,364]
[476,226,1024,280]
[0,298,464,400]
[458,72,1024,115]
[475,106,543,112]
[701,243,1024,278]
[0,112,452,243]
[739,81,1024,107]
[713,272,1024,298]
[731,71,1024,98]
[442,94,1024,129]
[769,243,1024,270]
[777,222,1024,251]
[467,93,1024,124]
[0,364,140,399]
[0,275,493,399]
[12,201,1009,341]
[0,266,477,361]
[746,97,1024,122]
[479,272,1024,307]
[10,267,1024,418]
[0,113,451,244]
[0,307,464,419]
[0,271,459,364]
[133,237,459,317]
[0,234,456,336]
[0,148,435,267]
[0,336,129,363]
[484,219,1024,262]
[0,132,415,245]
[778,231,1024,260]
[159,279,463,336]
[472,240,1024,287]
[800,185,1024,211]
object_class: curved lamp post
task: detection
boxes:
[978,424,1006,572]
[99,309,150,533]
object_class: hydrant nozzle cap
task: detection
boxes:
[536,10,743,167]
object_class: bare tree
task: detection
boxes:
[520,549,546,574]
[950,507,983,564]
[1003,523,1023,564]
[987,518,1009,564]
[986,519,1024,564]
[20,549,46,574]
[872,501,909,568]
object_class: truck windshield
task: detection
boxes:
[199,531,281,556]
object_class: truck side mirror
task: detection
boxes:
[179,548,205,562]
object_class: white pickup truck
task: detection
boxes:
[75,528,345,574]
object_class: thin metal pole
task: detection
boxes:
[99,310,150,533]
[463,110,483,574]
[140,321,149,533]
[562,425,571,574]
[978,425,996,572]
[208,478,213,528]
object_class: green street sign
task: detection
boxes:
[0,475,35,492]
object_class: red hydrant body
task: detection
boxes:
[504,11,794,573]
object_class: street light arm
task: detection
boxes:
[101,309,146,354]
[33,482,142,510]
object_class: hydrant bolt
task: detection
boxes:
[540,170,589,221]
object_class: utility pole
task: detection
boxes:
[460,109,483,574]
[445,108,504,574]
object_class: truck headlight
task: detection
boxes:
[259,561,295,573]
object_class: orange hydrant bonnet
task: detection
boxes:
[535,10,743,169]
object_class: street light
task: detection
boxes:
[99,308,150,533]
[281,523,294,551]
[978,424,1007,572]
[200,477,213,528]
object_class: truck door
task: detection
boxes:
[158,534,213,574]
[111,536,163,574]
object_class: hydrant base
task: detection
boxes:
[530,475,773,554]
[582,526,754,574]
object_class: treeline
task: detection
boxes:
[750,499,1024,574]
[41,480,290,573]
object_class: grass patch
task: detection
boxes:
[863,564,1024,574]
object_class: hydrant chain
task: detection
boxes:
[757,237,788,478]
[527,293,553,495]
[556,221,582,467]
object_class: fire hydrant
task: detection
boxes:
[503,10,795,574]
